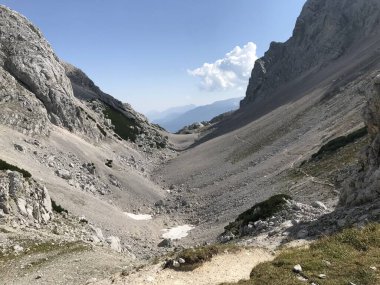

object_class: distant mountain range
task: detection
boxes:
[146,97,242,132]
[146,105,196,122]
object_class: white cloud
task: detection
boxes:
[188,42,258,91]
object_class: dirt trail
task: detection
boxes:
[95,248,274,285]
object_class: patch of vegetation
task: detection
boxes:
[0,159,31,178]
[103,105,140,142]
[51,199,68,214]
[167,244,240,271]
[221,224,380,285]
[24,241,89,270]
[156,140,167,149]
[0,240,88,264]
[224,194,292,236]
[280,127,369,195]
[293,132,369,184]
[311,127,368,160]
[28,241,87,255]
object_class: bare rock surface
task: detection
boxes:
[0,5,167,147]
[219,199,331,246]
[0,6,103,139]
[0,170,52,225]
[242,0,380,106]
[63,62,168,149]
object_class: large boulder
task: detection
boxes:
[0,170,52,224]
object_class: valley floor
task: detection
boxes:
[1,69,379,285]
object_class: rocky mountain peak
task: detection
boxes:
[241,0,380,107]
[61,62,168,148]
[0,5,167,147]
[0,6,86,133]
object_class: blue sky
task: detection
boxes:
[1,0,306,113]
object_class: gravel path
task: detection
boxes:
[95,248,274,285]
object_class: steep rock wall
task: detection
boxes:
[242,0,380,107]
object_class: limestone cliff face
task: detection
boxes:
[242,0,380,106]
[0,6,102,138]
[0,6,167,147]
[340,75,380,206]
[63,62,149,124]
[62,63,168,148]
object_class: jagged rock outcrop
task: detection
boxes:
[242,0,380,106]
[0,65,49,136]
[0,6,102,139]
[0,5,167,148]
[0,170,52,224]
[63,62,149,124]
[340,75,380,206]
[63,62,168,148]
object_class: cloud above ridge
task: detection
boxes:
[188,42,258,91]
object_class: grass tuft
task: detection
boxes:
[224,194,291,236]
[103,105,140,142]
[311,127,368,160]
[221,224,380,285]
[167,244,240,271]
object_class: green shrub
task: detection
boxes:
[156,140,167,149]
[0,159,31,178]
[175,246,218,271]
[311,127,367,160]
[224,194,291,235]
[103,106,140,142]
[168,244,240,271]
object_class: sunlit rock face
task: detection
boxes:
[242,0,380,107]
[0,5,102,139]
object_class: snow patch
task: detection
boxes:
[124,213,152,221]
[162,225,194,240]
